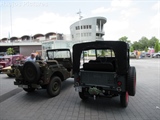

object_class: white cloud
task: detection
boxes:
[104,19,130,40]
[151,1,160,10]
[92,0,133,14]
[91,7,117,14]
[120,8,140,20]
[2,12,77,37]
[150,13,160,29]
[111,0,132,8]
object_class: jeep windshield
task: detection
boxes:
[81,49,115,64]
[47,49,71,60]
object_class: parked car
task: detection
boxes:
[152,52,160,58]
[130,52,136,58]
[145,52,151,57]
[0,55,25,77]
[73,41,136,108]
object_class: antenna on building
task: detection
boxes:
[77,9,83,20]
[77,9,83,42]
[10,4,13,37]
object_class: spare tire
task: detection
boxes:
[127,66,136,96]
[23,61,41,83]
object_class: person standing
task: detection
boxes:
[26,53,36,61]
[36,52,42,60]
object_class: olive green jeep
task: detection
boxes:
[14,49,72,97]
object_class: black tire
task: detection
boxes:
[47,76,61,97]
[127,66,136,96]
[120,91,129,108]
[23,61,41,83]
[23,88,35,93]
[79,89,88,100]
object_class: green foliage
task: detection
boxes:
[6,47,15,55]
[101,50,106,56]
[138,37,149,50]
[144,47,148,52]
[119,36,131,45]
[154,40,159,52]
[149,37,158,48]
[130,46,134,52]
[131,36,159,51]
[132,41,140,50]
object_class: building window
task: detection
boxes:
[86,25,88,29]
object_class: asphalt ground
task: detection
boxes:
[0,58,160,120]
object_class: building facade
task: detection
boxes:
[0,16,107,56]
[70,16,107,42]
[0,32,63,56]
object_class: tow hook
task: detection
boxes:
[89,87,101,95]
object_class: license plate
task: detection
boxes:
[18,85,28,88]
[75,86,82,92]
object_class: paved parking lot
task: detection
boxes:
[0,59,160,120]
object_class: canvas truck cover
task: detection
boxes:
[73,41,129,75]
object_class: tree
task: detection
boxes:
[101,50,106,56]
[132,41,140,50]
[148,37,158,48]
[119,36,131,45]
[6,47,15,55]
[130,45,134,52]
[154,40,159,52]
[144,47,148,52]
[138,37,149,50]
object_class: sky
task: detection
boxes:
[0,0,160,42]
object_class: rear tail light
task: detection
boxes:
[117,81,122,86]
[76,76,80,82]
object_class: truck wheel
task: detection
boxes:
[127,66,136,96]
[120,91,129,108]
[47,76,61,97]
[79,89,88,100]
[23,88,35,93]
[23,61,41,83]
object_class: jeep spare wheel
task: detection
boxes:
[127,66,136,96]
[23,61,41,83]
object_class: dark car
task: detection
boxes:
[73,41,136,108]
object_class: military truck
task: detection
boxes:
[14,49,72,97]
[73,41,136,107]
